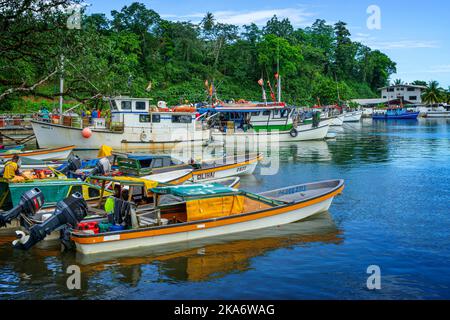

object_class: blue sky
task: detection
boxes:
[86,0,450,88]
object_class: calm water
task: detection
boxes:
[1,118,449,300]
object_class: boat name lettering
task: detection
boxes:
[236,166,247,173]
[197,224,206,229]
[197,172,215,180]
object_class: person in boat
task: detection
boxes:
[2,155,28,183]
[39,107,50,122]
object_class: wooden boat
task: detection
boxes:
[0,145,75,163]
[198,104,330,143]
[0,179,114,235]
[116,153,262,183]
[0,145,25,153]
[70,179,344,255]
[31,97,210,150]
[373,108,419,120]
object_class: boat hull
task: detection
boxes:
[425,111,450,118]
[372,112,419,120]
[0,146,74,163]
[191,156,260,183]
[73,193,338,255]
[31,120,211,150]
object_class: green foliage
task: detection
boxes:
[0,2,401,110]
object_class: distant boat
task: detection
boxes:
[372,108,419,120]
[424,106,450,118]
[0,145,25,154]
[343,111,363,122]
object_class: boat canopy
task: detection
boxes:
[151,183,240,198]
[90,175,159,190]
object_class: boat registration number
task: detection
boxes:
[103,235,121,242]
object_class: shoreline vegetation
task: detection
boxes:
[1,1,446,113]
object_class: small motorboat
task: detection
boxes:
[372,108,419,120]
[343,111,363,122]
[0,145,75,163]
[68,179,344,255]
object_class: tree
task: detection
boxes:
[412,80,427,86]
[422,81,443,106]
[393,79,403,85]
[333,21,355,79]
[263,15,294,39]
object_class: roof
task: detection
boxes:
[126,154,172,161]
[378,84,427,91]
[151,183,240,198]
[351,98,389,105]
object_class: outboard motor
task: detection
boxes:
[60,154,82,176]
[84,157,111,180]
[13,192,88,250]
[0,188,44,228]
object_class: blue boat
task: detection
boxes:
[372,108,419,120]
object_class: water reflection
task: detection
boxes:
[0,212,342,299]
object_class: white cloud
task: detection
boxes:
[162,7,315,27]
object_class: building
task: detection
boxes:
[379,84,426,104]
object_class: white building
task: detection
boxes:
[379,84,426,104]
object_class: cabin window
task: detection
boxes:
[262,110,271,116]
[280,109,288,118]
[251,112,260,116]
[69,185,82,196]
[135,101,146,110]
[121,101,132,110]
[152,158,163,168]
[139,114,161,123]
[110,101,119,111]
[172,115,192,123]
[88,187,100,198]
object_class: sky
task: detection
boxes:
[85,0,450,88]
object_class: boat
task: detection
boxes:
[372,108,419,120]
[115,152,262,183]
[31,97,211,150]
[198,103,330,143]
[0,145,75,164]
[330,114,345,126]
[0,179,114,235]
[343,111,363,122]
[424,106,450,118]
[70,179,344,254]
[0,145,25,153]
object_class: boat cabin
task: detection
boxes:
[109,97,200,133]
[116,154,188,176]
[198,104,297,132]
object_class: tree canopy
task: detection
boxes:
[0,1,400,111]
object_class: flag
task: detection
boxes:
[145,81,152,92]
[267,81,276,102]
[274,73,279,80]
[204,80,209,88]
[258,79,264,87]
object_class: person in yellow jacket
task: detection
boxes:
[3,155,27,183]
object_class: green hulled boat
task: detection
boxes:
[0,179,111,211]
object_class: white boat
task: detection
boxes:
[70,179,345,254]
[425,106,450,118]
[31,97,211,150]
[343,111,363,122]
[330,114,345,126]
[0,146,74,164]
[200,103,330,144]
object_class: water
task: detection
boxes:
[1,118,450,300]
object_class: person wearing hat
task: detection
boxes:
[3,155,27,182]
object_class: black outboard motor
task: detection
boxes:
[13,192,88,250]
[60,154,82,175]
[84,157,111,180]
[0,188,44,228]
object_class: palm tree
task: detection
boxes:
[393,79,403,86]
[422,81,443,107]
